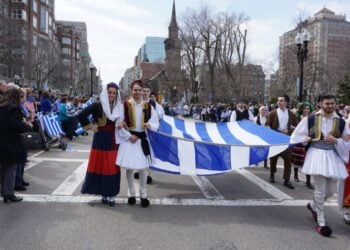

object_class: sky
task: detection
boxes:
[55,0,350,83]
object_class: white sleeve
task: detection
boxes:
[334,122,350,164]
[248,110,256,123]
[290,116,308,144]
[229,111,236,122]
[148,106,160,130]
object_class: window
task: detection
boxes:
[33,34,37,46]
[62,59,71,66]
[62,48,71,55]
[32,16,37,28]
[11,9,27,20]
[32,0,37,12]
[62,37,71,45]
[12,0,28,4]
[40,6,48,33]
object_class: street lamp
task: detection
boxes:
[295,28,311,103]
[173,86,177,103]
[89,62,95,97]
[14,74,21,86]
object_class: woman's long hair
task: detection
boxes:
[0,87,21,107]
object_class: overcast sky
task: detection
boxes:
[55,0,350,83]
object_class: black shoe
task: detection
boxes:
[134,172,139,179]
[147,176,153,184]
[140,198,150,208]
[306,182,315,190]
[14,186,27,191]
[101,197,108,204]
[264,165,269,169]
[307,202,318,222]
[108,200,115,207]
[128,197,136,205]
[269,175,275,183]
[283,180,294,189]
[3,195,23,203]
[22,181,30,187]
[316,225,332,237]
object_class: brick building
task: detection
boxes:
[278,7,350,101]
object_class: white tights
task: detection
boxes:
[126,169,148,198]
[310,175,338,226]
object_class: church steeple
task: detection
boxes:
[168,0,178,39]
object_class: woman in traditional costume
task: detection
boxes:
[291,102,314,189]
[78,82,122,206]
[116,80,159,208]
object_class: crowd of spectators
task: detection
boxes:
[0,80,90,203]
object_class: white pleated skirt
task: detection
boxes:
[116,139,150,170]
[302,147,348,180]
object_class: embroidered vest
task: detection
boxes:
[308,113,345,140]
[124,100,152,130]
[236,109,249,121]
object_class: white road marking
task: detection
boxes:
[235,168,293,200]
[49,149,90,153]
[52,161,88,196]
[25,159,44,171]
[18,194,338,207]
[34,157,86,162]
[191,176,224,200]
[28,150,44,159]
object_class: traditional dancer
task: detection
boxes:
[116,80,159,208]
[78,82,122,206]
[291,102,314,189]
[291,95,350,236]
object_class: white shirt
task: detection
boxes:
[229,108,255,122]
[277,108,289,131]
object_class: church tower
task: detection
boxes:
[164,0,181,72]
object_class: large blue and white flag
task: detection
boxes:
[148,115,291,176]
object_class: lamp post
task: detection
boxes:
[295,28,311,103]
[194,77,199,103]
[173,86,177,103]
[89,62,95,97]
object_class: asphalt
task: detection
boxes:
[0,134,349,250]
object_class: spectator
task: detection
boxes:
[40,91,52,115]
[0,87,32,203]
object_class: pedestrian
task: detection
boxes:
[291,102,314,189]
[291,95,350,236]
[116,80,159,208]
[78,82,122,206]
[0,87,32,203]
[266,95,298,189]
[256,105,269,169]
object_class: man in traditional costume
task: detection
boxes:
[266,95,298,189]
[229,100,255,122]
[291,95,350,236]
[78,82,122,206]
[117,80,159,207]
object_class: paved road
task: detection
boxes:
[0,135,349,250]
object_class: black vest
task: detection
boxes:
[236,109,249,121]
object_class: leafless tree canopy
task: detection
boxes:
[179,5,264,103]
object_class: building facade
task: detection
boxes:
[278,7,350,101]
[138,37,166,63]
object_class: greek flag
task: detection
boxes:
[40,112,64,138]
[75,98,96,135]
[148,115,291,176]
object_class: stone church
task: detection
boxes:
[149,1,187,104]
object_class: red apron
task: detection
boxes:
[344,158,350,207]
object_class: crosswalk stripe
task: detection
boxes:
[18,194,338,206]
[191,176,224,200]
[235,168,293,200]
[52,161,88,196]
